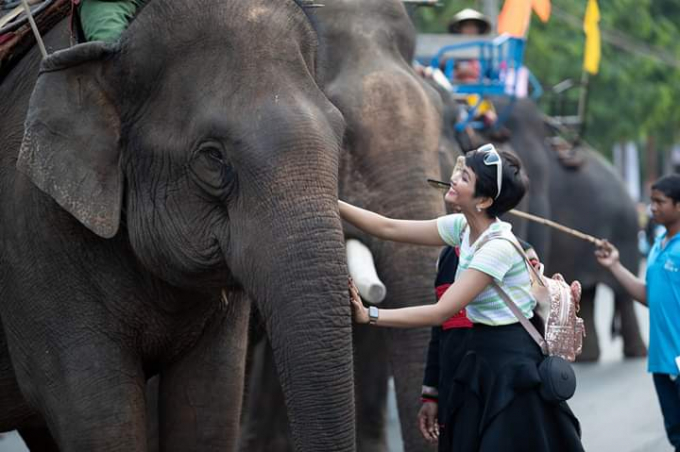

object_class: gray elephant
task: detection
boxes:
[543,145,647,360]
[240,1,445,451]
[0,1,357,451]
[489,100,645,360]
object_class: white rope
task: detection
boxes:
[20,0,47,59]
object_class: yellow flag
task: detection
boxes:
[532,0,551,22]
[583,0,601,74]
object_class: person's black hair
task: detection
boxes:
[651,174,680,204]
[465,148,528,218]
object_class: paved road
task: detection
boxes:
[1,285,674,451]
[386,284,673,452]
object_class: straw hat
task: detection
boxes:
[447,8,491,34]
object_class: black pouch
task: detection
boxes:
[538,356,576,403]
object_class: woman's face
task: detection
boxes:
[445,157,477,207]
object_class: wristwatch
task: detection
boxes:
[368,306,379,325]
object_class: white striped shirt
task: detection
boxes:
[437,214,536,325]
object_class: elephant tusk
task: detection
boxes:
[345,239,387,305]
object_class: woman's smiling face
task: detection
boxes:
[445,156,477,206]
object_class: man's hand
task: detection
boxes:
[595,239,620,268]
[417,401,439,443]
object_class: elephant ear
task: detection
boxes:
[17,42,122,239]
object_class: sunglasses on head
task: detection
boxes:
[477,144,502,200]
[426,145,502,200]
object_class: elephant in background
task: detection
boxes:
[0,1,357,451]
[490,99,645,360]
[543,146,647,360]
[240,1,444,451]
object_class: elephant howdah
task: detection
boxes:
[0,1,358,451]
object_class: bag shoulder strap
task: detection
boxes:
[475,233,549,355]
[491,280,549,355]
[475,233,546,288]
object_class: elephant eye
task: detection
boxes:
[204,147,225,165]
[190,142,236,197]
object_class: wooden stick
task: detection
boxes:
[20,0,47,59]
[509,209,603,245]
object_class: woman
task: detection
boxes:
[342,144,583,451]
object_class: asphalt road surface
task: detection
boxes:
[1,285,674,452]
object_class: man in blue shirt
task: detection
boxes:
[596,174,680,452]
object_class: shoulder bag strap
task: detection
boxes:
[475,234,549,355]
[490,281,549,355]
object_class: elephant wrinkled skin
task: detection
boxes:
[241,1,444,451]
[0,1,357,451]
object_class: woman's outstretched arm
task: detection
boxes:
[339,200,446,246]
[350,268,492,327]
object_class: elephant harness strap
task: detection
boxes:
[0,0,73,79]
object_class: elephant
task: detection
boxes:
[0,1,358,451]
[542,145,647,361]
[239,1,445,451]
[488,99,645,360]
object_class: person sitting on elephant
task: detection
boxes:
[79,0,147,43]
[342,144,584,452]
[446,8,490,83]
[445,9,498,128]
[595,174,680,452]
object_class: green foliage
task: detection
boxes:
[414,0,680,154]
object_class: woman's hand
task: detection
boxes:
[418,401,439,443]
[349,278,369,324]
[594,240,620,268]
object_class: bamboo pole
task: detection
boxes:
[426,179,604,245]
[20,0,47,59]
[509,209,602,245]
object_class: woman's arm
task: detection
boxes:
[595,240,647,305]
[350,269,492,327]
[339,201,445,246]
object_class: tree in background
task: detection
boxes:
[415,0,680,169]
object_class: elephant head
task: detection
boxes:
[16,1,355,449]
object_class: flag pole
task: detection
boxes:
[576,69,590,141]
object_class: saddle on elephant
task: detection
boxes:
[0,0,72,79]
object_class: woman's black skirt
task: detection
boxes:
[440,322,584,452]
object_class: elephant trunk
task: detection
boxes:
[236,195,355,451]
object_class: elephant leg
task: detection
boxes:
[354,324,389,452]
[146,376,160,452]
[11,339,148,450]
[385,327,435,452]
[158,300,250,452]
[577,286,600,362]
[238,338,292,452]
[615,293,648,358]
[17,425,59,452]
